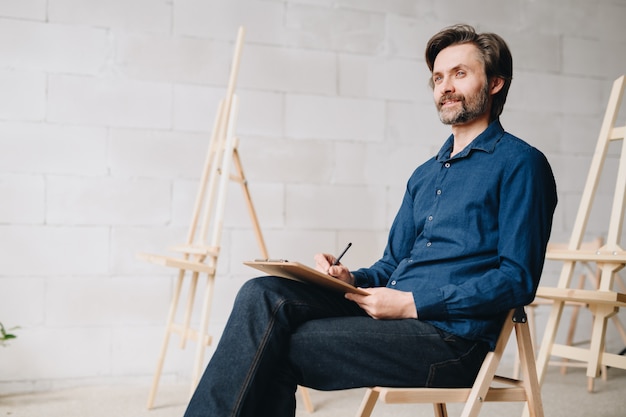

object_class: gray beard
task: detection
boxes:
[437,83,490,125]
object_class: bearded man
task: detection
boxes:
[183,24,558,417]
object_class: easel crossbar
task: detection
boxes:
[546,249,626,263]
[137,253,216,275]
[536,287,626,306]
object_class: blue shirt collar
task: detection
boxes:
[436,119,505,162]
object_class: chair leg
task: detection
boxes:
[299,386,314,413]
[355,388,380,417]
[433,403,448,417]
[516,322,545,417]
[460,313,516,417]
[515,303,538,379]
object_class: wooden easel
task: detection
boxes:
[138,26,260,408]
[514,237,626,379]
[533,75,626,395]
[138,26,314,413]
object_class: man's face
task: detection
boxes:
[431,43,490,125]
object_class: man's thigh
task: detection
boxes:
[288,316,489,390]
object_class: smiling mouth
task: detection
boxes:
[440,100,462,111]
[440,94,462,105]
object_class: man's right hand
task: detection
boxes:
[313,253,355,286]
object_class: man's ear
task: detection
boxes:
[490,77,505,95]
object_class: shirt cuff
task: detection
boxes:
[413,288,448,320]
[351,271,371,288]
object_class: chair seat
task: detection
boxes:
[377,384,528,404]
[354,308,544,417]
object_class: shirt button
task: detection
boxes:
[391,280,397,286]
[436,189,442,195]
[428,215,433,221]
[444,162,451,168]
[426,242,432,247]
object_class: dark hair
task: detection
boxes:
[425,24,513,122]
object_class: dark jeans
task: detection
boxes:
[183,276,490,417]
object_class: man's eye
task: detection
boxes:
[456,71,465,78]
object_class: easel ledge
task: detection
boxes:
[546,249,626,263]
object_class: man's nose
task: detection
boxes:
[441,77,454,93]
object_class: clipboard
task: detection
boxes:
[243,260,369,295]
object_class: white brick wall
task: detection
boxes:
[49,0,172,33]
[0,70,46,121]
[1,0,626,394]
[0,19,109,74]
[47,75,173,128]
[0,0,46,20]
[0,175,45,223]
[285,94,385,140]
[0,123,108,175]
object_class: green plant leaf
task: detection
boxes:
[0,322,19,343]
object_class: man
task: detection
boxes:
[183,24,557,417]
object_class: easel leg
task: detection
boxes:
[147,270,186,409]
[180,271,199,349]
[535,300,565,385]
[191,272,217,394]
[560,274,586,374]
[585,304,616,392]
[232,147,268,259]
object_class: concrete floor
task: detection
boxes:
[1,367,625,417]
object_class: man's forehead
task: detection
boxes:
[432,43,483,72]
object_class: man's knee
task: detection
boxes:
[236,276,285,302]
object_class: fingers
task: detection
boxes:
[328,264,342,277]
[314,253,354,285]
[346,288,417,320]
[313,253,333,272]
[345,291,376,318]
[345,289,371,302]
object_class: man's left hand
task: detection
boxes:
[345,287,418,320]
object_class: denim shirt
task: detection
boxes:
[351,120,557,348]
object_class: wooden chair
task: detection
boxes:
[355,307,544,417]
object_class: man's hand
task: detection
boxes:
[345,288,418,320]
[314,253,355,285]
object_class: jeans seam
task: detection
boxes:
[426,340,484,387]
[230,297,290,417]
